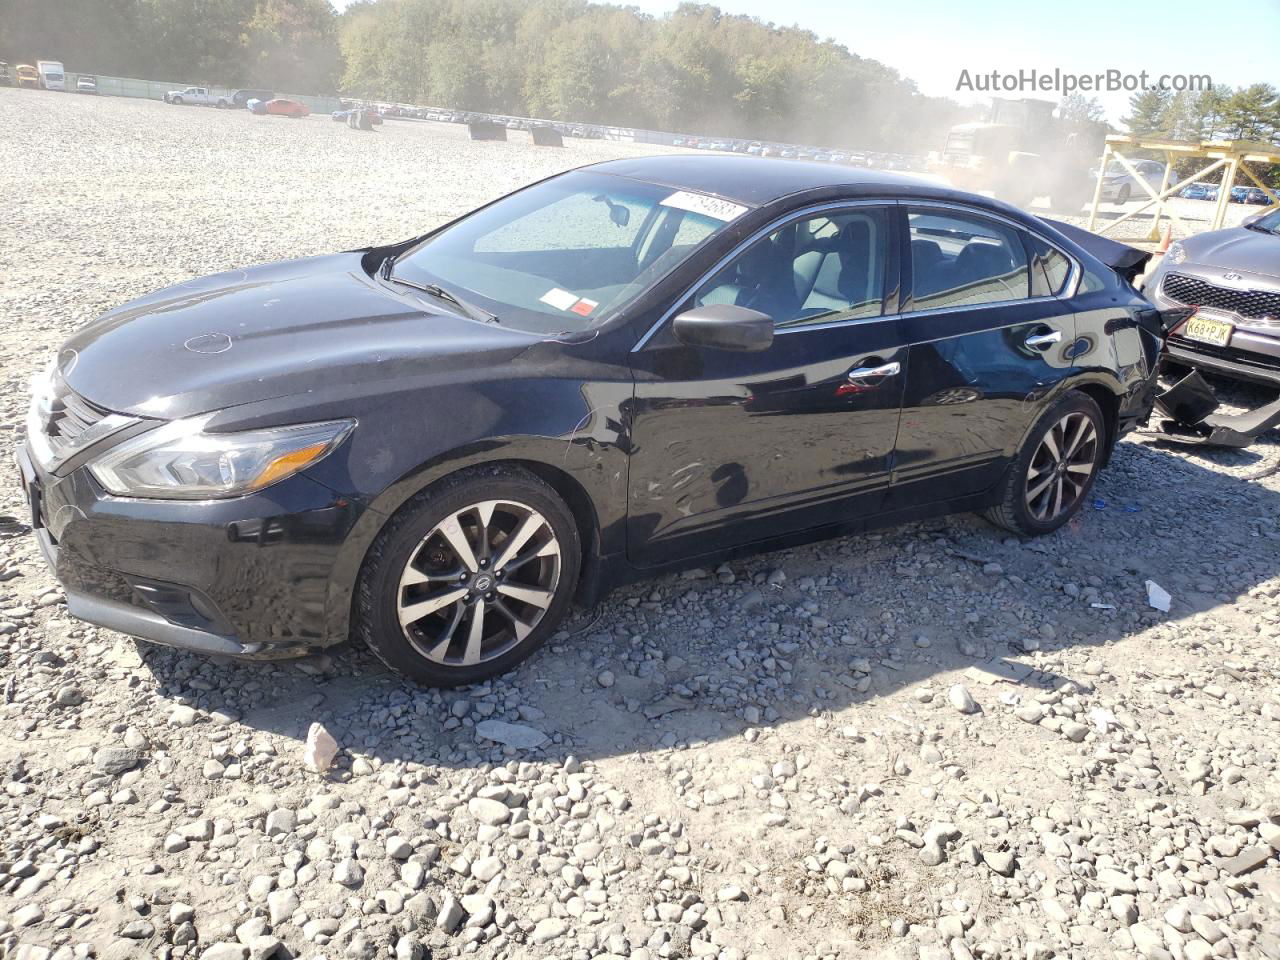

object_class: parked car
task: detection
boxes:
[252,98,309,118]
[76,75,98,94]
[18,156,1168,686]
[15,64,40,89]
[37,60,65,91]
[1144,207,1280,388]
[332,107,381,129]
[164,86,230,108]
[1179,183,1215,200]
[1244,187,1275,205]
[1098,159,1169,204]
[1230,186,1250,203]
[232,89,274,108]
[0,62,11,86]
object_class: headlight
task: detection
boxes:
[89,416,354,500]
[1165,241,1187,265]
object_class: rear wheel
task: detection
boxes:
[1117,184,1131,204]
[355,466,581,687]
[984,392,1105,536]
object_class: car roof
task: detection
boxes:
[584,153,966,208]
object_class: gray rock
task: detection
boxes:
[948,684,978,714]
[474,719,548,749]
[468,797,511,825]
[334,857,364,886]
[436,893,464,933]
[532,917,569,945]
[93,747,142,775]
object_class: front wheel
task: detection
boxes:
[355,466,582,687]
[984,392,1105,536]
[172,95,183,105]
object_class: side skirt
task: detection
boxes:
[583,487,1000,605]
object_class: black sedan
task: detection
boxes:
[18,156,1166,686]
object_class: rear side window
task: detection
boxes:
[1028,237,1072,296]
[908,209,1030,310]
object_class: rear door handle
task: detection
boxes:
[847,361,901,380]
[1025,330,1063,350]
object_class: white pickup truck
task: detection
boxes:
[163,86,230,108]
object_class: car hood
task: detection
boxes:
[59,253,539,420]
[1181,227,1279,279]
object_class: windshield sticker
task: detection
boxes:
[539,287,579,311]
[660,190,748,222]
[570,298,598,317]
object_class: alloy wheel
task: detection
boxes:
[1024,411,1098,523]
[396,499,561,666]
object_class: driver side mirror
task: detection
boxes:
[672,304,774,352]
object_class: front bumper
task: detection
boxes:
[1146,278,1280,387]
[16,442,366,658]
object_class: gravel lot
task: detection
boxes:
[2,89,1280,960]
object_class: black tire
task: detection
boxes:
[983,391,1106,537]
[1117,184,1131,204]
[172,96,183,105]
[355,465,581,687]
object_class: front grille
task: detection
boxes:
[1162,272,1280,325]
[47,390,110,446]
[27,377,139,473]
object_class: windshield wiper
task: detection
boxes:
[384,270,499,324]
[1243,221,1279,236]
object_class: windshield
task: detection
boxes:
[1248,209,1280,234]
[392,170,738,333]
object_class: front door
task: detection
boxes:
[627,204,906,566]
[889,205,1078,508]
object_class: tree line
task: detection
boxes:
[0,0,965,150]
[3,0,1278,161]
[1122,85,1280,187]
[1124,84,1280,143]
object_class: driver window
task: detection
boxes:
[908,209,1030,310]
[692,208,888,327]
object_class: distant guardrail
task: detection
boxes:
[59,72,342,114]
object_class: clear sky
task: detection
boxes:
[328,0,1280,126]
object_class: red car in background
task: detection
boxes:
[248,98,310,118]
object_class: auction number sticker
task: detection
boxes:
[660,190,748,222]
[539,288,580,311]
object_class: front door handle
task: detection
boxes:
[1025,330,1063,350]
[847,361,901,381]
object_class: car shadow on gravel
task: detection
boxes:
[126,431,1280,772]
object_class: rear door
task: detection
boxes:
[888,204,1078,509]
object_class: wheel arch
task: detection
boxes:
[1070,380,1121,466]
[324,447,611,645]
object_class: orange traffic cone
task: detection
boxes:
[1158,222,1173,254]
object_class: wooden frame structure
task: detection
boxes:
[1086,135,1280,241]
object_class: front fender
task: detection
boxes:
[296,378,633,645]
